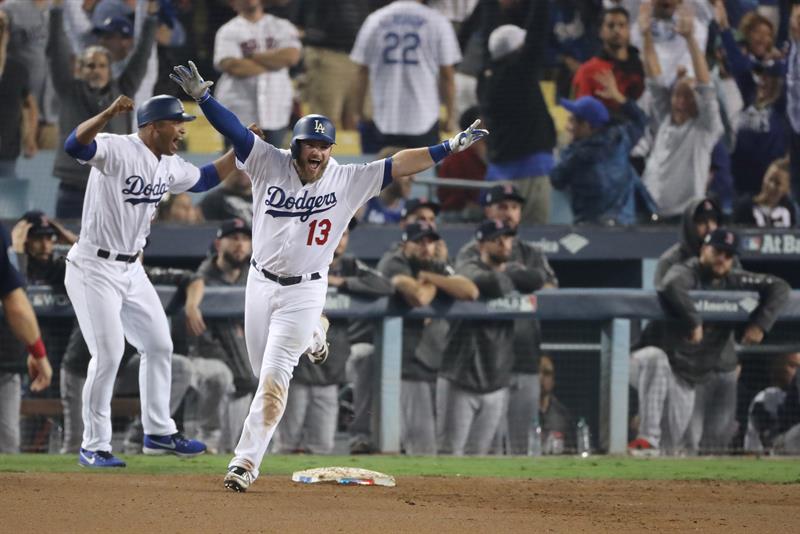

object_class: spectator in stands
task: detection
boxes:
[436,106,487,222]
[49,1,158,218]
[350,0,461,149]
[0,221,53,453]
[630,0,709,85]
[1,0,55,149]
[733,157,798,228]
[439,219,520,455]
[378,221,478,454]
[58,325,196,454]
[572,6,645,112]
[638,2,723,220]
[200,169,254,225]
[91,0,184,107]
[183,219,255,453]
[456,183,558,455]
[789,3,800,202]
[0,8,38,179]
[276,219,393,454]
[478,0,556,224]
[156,192,204,223]
[539,354,574,454]
[292,0,370,130]
[213,0,301,147]
[715,6,789,198]
[629,229,790,456]
[745,352,800,454]
[358,147,414,224]
[551,74,648,226]
[91,15,135,64]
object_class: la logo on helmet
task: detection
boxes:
[314,120,326,134]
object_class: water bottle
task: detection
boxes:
[527,422,542,456]
[576,417,591,458]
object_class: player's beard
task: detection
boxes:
[222,250,250,269]
[297,157,329,183]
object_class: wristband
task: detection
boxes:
[428,141,452,164]
[197,90,211,104]
[27,337,47,360]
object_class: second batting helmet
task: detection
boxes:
[290,114,335,159]
[137,95,196,128]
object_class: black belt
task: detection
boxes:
[97,249,138,263]
[251,259,320,286]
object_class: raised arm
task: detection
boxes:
[46,4,76,92]
[119,1,160,96]
[389,120,489,179]
[639,1,662,80]
[677,5,709,85]
[64,95,134,160]
[170,61,255,161]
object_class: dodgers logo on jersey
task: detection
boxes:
[264,186,337,221]
[122,175,169,205]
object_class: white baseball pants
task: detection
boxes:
[65,244,177,452]
[229,268,327,479]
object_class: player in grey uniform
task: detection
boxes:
[378,221,479,454]
[183,218,257,453]
[630,229,790,455]
[439,219,520,455]
[637,198,740,453]
[455,184,557,455]
[275,220,393,454]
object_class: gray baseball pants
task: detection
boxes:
[402,379,437,455]
[629,346,695,453]
[346,342,374,449]
[0,372,21,453]
[273,383,339,454]
[685,369,737,453]
[437,377,508,456]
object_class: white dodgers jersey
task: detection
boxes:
[350,0,461,135]
[240,137,385,276]
[77,133,201,254]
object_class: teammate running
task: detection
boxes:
[63,94,237,467]
[171,61,487,492]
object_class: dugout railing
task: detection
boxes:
[13,286,800,455]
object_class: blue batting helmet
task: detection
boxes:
[290,114,335,159]
[137,95,196,128]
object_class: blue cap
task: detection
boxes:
[475,219,516,242]
[92,16,134,38]
[559,96,610,128]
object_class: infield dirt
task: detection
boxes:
[1,473,798,533]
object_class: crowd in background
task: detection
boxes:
[1,0,800,457]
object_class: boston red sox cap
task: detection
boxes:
[484,184,525,206]
[704,228,740,255]
[476,219,516,242]
[20,210,57,238]
[401,197,441,220]
[217,218,251,239]
[402,221,440,242]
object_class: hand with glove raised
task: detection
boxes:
[447,119,489,154]
[170,61,214,101]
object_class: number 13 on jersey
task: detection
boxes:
[306,219,331,246]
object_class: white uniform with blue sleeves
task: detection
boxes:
[64,132,202,453]
[231,136,386,478]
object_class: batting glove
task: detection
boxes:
[447,120,489,154]
[170,61,214,101]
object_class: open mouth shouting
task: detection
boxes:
[308,156,322,174]
[170,135,182,153]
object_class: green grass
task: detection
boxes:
[1,454,800,483]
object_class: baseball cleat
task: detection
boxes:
[143,432,207,457]
[304,314,330,365]
[78,448,126,468]
[224,466,254,493]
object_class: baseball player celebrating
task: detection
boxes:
[63,93,238,467]
[170,61,487,492]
